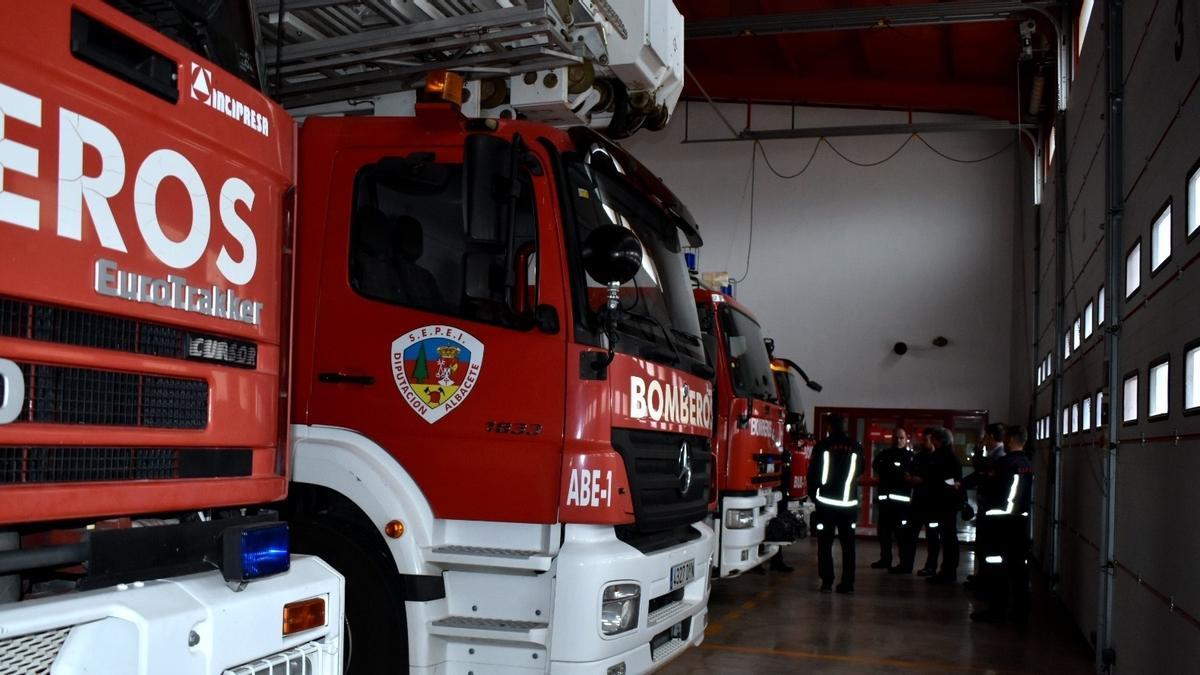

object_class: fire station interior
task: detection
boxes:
[641,0,1200,671]
[641,1,1198,672]
[653,0,1194,671]
[3,0,1198,674]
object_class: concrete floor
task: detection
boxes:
[663,538,1095,674]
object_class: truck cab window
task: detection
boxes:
[105,0,263,88]
[565,158,705,367]
[720,307,777,403]
[349,158,539,328]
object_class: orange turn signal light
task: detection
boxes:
[384,519,405,539]
[425,69,464,105]
[283,596,327,636]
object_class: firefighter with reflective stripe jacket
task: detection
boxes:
[807,414,865,593]
[871,428,916,573]
[971,425,1034,623]
[962,422,1007,592]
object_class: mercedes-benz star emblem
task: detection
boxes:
[677,442,693,495]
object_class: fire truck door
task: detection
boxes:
[307,147,568,524]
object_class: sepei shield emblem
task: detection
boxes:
[391,325,485,424]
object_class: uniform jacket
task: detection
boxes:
[962,444,1004,511]
[983,450,1033,519]
[872,444,914,503]
[808,433,865,511]
[912,445,963,511]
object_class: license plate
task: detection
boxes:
[670,560,695,590]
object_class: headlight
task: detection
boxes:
[725,508,755,529]
[601,583,640,636]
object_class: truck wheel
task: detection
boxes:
[290,518,408,674]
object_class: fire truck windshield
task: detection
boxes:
[720,307,777,403]
[564,159,705,367]
[774,366,805,415]
[107,0,263,89]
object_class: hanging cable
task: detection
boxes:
[755,138,821,179]
[721,148,758,273]
[685,67,1013,173]
[732,142,757,284]
[821,134,916,167]
[915,134,1016,164]
[683,64,741,140]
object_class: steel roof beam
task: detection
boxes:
[686,0,1060,40]
[682,120,1032,144]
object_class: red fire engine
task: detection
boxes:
[694,289,789,577]
[0,1,342,673]
[283,109,715,671]
[771,357,822,525]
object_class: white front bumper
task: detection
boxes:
[717,491,780,578]
[550,522,714,673]
[0,555,343,675]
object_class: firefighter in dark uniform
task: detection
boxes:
[911,426,963,582]
[807,414,865,593]
[961,422,1007,592]
[971,425,1034,623]
[910,429,942,576]
[870,427,916,573]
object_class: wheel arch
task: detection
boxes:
[288,424,437,576]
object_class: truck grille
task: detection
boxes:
[0,447,253,483]
[0,627,70,675]
[0,296,257,368]
[224,640,337,675]
[7,363,207,429]
[611,429,711,533]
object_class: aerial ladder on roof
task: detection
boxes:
[257,0,683,137]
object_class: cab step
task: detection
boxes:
[425,545,553,572]
[428,616,550,645]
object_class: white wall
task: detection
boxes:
[622,102,1023,422]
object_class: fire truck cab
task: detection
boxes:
[694,290,788,578]
[286,108,715,672]
[771,357,822,524]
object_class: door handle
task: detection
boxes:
[318,372,375,385]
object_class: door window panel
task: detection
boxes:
[348,159,538,328]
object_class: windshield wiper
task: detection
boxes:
[619,310,682,365]
[670,328,702,346]
[621,311,716,378]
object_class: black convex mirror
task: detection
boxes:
[582,224,643,286]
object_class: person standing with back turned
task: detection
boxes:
[808,414,865,594]
[910,429,942,576]
[971,425,1034,623]
[962,422,1006,592]
[925,426,964,583]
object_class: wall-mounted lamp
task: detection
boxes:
[892,337,950,356]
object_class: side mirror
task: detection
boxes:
[581,224,642,286]
[463,133,513,245]
[786,411,804,439]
